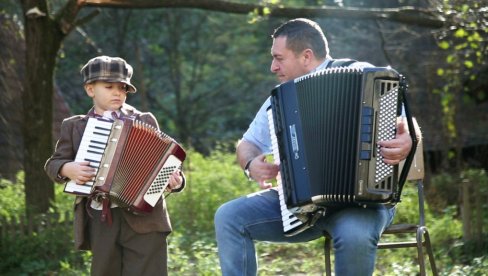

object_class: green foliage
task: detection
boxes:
[0,171,25,220]
[0,178,90,275]
[0,221,88,276]
[168,233,221,275]
[434,1,488,144]
[427,172,460,212]
[442,256,488,276]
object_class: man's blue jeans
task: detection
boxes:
[214,188,395,276]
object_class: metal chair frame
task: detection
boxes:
[324,141,438,276]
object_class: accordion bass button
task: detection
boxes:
[98,177,105,181]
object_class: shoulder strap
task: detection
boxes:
[326,58,357,69]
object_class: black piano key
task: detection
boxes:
[89,144,105,150]
[93,131,109,136]
[89,140,108,145]
[95,126,112,131]
[84,158,101,163]
[87,150,103,155]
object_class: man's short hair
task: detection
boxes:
[271,18,329,59]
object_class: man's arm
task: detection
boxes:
[236,139,263,170]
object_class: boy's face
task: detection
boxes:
[84,81,128,114]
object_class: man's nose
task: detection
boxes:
[270,60,278,73]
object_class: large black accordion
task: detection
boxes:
[269,67,417,217]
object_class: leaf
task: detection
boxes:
[454,28,466,38]
[439,41,450,49]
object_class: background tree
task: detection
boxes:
[434,0,488,170]
[20,0,82,215]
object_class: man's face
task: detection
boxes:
[270,36,309,83]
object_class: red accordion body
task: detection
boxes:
[64,117,186,214]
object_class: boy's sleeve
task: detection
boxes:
[44,119,76,183]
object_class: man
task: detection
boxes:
[214,18,413,275]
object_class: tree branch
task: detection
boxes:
[78,0,445,28]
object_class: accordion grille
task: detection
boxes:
[295,68,362,201]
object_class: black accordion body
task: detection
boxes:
[269,67,417,217]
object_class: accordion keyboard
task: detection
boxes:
[64,118,113,195]
[267,108,304,235]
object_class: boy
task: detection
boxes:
[45,56,184,275]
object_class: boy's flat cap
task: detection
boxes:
[81,56,137,93]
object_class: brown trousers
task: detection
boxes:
[88,208,168,276]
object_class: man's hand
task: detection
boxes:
[60,161,96,184]
[377,120,412,165]
[247,154,280,189]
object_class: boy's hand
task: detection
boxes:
[166,170,184,192]
[60,161,96,185]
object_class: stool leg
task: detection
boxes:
[423,228,438,276]
[324,236,332,276]
[416,227,427,276]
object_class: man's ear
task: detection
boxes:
[301,49,315,67]
[84,83,95,98]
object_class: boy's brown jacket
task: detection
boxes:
[45,104,181,250]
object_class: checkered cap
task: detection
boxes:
[80,56,137,93]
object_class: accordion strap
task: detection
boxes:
[86,192,113,226]
[101,197,113,226]
[326,58,357,69]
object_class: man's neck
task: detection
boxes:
[309,58,330,73]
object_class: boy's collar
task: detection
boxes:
[86,103,135,118]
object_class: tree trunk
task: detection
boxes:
[21,0,66,215]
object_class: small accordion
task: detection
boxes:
[268,67,417,235]
[64,117,186,214]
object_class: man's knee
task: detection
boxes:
[214,200,238,228]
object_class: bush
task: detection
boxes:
[0,171,25,220]
[0,172,89,275]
